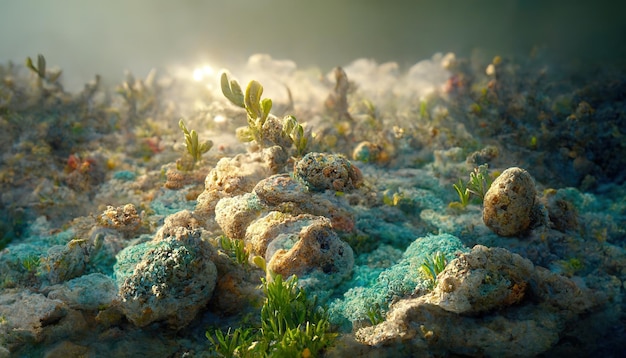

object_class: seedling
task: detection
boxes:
[366,303,386,326]
[282,115,309,157]
[218,235,249,266]
[178,119,213,164]
[452,178,471,208]
[221,73,271,145]
[419,251,448,290]
[467,164,492,200]
[220,72,311,156]
[25,54,62,84]
[449,164,495,209]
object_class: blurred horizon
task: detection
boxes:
[2,0,625,90]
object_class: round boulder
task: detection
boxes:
[482,167,537,237]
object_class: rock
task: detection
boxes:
[214,193,265,240]
[115,222,217,328]
[245,211,320,257]
[265,215,354,290]
[540,190,580,232]
[355,245,614,357]
[44,340,90,358]
[253,174,355,232]
[195,146,287,221]
[44,273,118,311]
[294,152,362,192]
[483,167,537,236]
[0,290,87,354]
[430,245,533,314]
[352,141,384,164]
[97,203,143,238]
[41,239,90,285]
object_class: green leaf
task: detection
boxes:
[25,57,36,72]
[178,119,189,135]
[261,98,272,120]
[220,72,245,108]
[199,140,213,154]
[37,54,46,78]
[236,126,254,142]
[245,80,264,119]
[282,115,298,135]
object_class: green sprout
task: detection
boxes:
[467,164,493,200]
[178,119,213,164]
[221,72,311,156]
[20,255,41,273]
[419,251,448,290]
[206,275,336,357]
[221,73,272,145]
[220,72,245,108]
[26,54,62,84]
[218,235,249,266]
[449,164,495,209]
[365,303,386,326]
[450,178,471,209]
[282,115,309,157]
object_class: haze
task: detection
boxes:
[1,0,624,90]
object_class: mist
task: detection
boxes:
[2,0,625,90]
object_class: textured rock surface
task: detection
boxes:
[214,193,265,240]
[97,203,143,238]
[294,152,362,192]
[0,290,87,354]
[194,146,287,222]
[245,211,320,257]
[254,174,355,232]
[265,215,354,290]
[115,217,217,328]
[356,245,616,357]
[44,273,117,311]
[483,167,537,236]
[432,245,533,314]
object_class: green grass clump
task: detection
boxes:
[207,275,336,357]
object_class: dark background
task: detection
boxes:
[1,0,625,89]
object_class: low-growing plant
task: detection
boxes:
[282,115,309,158]
[179,119,213,164]
[467,164,493,200]
[21,255,41,273]
[221,73,271,145]
[25,54,62,84]
[451,178,471,209]
[207,275,336,357]
[220,72,311,156]
[419,251,448,290]
[206,327,257,357]
[218,235,249,266]
[449,164,495,209]
[365,303,386,326]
